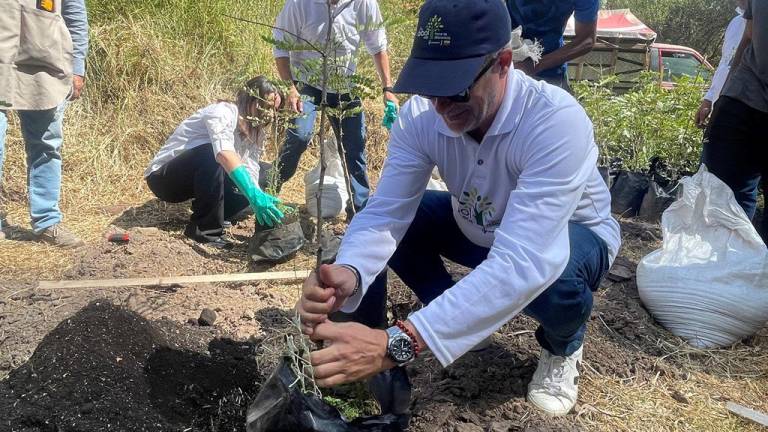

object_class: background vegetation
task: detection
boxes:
[603,0,737,62]
[574,72,705,175]
[1,1,763,431]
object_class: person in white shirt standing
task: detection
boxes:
[695,0,748,128]
[271,0,398,215]
[145,76,284,249]
[295,0,621,417]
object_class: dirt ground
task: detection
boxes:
[1,201,767,431]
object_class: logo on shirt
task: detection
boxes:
[417,15,451,46]
[37,0,55,12]
[458,187,496,232]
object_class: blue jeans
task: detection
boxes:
[703,96,767,228]
[0,103,67,233]
[275,84,369,211]
[355,190,610,357]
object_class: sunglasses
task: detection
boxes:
[422,56,498,103]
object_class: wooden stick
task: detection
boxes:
[37,270,311,290]
[726,402,768,427]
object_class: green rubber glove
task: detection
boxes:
[228,165,284,227]
[382,100,398,130]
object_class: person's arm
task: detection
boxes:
[205,106,282,226]
[275,57,302,113]
[373,51,398,105]
[705,17,746,102]
[517,0,598,76]
[298,98,435,386]
[215,150,243,173]
[273,0,302,112]
[697,16,746,127]
[61,0,89,100]
[296,97,434,326]
[333,99,434,309]
[522,20,596,76]
[360,0,397,106]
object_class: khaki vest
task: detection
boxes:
[0,0,74,110]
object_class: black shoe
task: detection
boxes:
[226,207,253,225]
[184,224,234,249]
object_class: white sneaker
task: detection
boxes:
[527,345,582,416]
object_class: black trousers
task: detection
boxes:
[146,144,270,236]
[702,96,768,242]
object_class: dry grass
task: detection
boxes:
[1,1,766,431]
[578,329,768,431]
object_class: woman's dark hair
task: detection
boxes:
[235,76,285,139]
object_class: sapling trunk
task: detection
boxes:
[313,0,335,269]
[332,125,357,219]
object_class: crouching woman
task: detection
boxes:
[144,76,284,248]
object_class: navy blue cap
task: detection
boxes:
[393,0,512,97]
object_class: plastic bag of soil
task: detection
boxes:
[610,170,649,217]
[245,356,405,432]
[638,180,678,223]
[319,231,343,264]
[249,220,306,263]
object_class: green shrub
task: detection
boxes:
[574,72,705,175]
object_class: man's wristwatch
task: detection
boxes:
[385,321,419,365]
[382,86,394,94]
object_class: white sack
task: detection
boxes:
[304,136,350,218]
[637,165,768,348]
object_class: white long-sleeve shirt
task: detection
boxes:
[705,8,747,103]
[335,71,621,367]
[273,0,387,92]
[145,102,265,185]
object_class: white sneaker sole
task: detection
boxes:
[527,397,573,417]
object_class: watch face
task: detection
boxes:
[390,335,414,363]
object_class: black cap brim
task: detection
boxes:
[393,55,487,97]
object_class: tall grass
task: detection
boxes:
[0,0,414,277]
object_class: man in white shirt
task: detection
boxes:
[272,0,398,214]
[695,0,748,127]
[296,0,620,417]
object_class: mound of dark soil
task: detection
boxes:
[0,300,261,432]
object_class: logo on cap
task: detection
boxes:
[417,15,451,46]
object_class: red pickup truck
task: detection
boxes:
[564,10,713,90]
[650,43,713,89]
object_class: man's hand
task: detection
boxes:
[695,99,713,129]
[69,75,85,101]
[383,90,399,106]
[287,86,303,113]
[309,321,394,387]
[296,264,358,335]
[514,58,536,76]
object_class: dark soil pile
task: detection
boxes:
[0,300,261,432]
